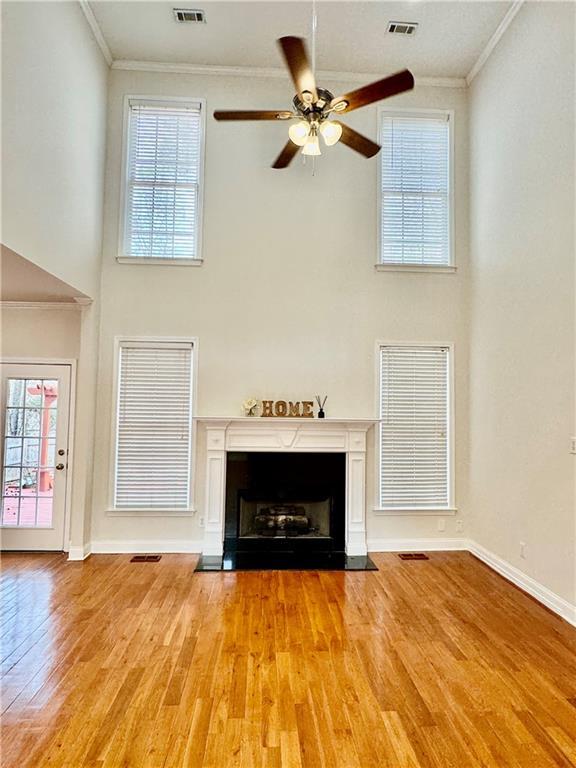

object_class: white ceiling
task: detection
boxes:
[1,246,89,303]
[89,1,512,79]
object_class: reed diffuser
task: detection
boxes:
[315,395,327,419]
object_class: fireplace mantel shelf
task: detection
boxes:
[196,417,378,425]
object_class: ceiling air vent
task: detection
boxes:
[173,8,206,23]
[387,21,418,36]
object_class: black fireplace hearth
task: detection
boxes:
[194,551,378,571]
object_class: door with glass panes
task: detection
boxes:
[0,363,71,550]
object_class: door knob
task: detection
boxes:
[56,463,65,471]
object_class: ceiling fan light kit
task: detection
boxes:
[213,35,414,169]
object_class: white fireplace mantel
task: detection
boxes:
[196,417,377,557]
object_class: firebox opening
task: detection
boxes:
[224,452,346,557]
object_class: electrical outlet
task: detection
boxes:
[199,516,204,527]
[520,541,527,559]
[455,520,463,533]
[571,437,576,454]
[437,518,446,532]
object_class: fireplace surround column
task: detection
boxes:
[346,430,368,556]
[203,423,228,556]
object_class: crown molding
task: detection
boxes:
[111,60,467,89]
[0,301,86,311]
[73,296,93,307]
[466,0,525,86]
[78,0,113,66]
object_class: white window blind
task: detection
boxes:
[379,345,450,509]
[124,99,202,260]
[380,113,451,266]
[114,342,193,510]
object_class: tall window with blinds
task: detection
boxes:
[114,341,194,510]
[379,112,452,267]
[122,98,204,262]
[379,345,451,510]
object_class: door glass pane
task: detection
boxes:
[3,466,21,493]
[22,439,40,466]
[5,409,24,436]
[19,492,38,526]
[41,440,56,468]
[43,381,58,405]
[1,378,59,528]
[42,410,57,438]
[2,497,19,525]
[37,470,54,527]
[7,380,25,408]
[24,409,42,436]
[4,438,22,467]
[24,381,43,407]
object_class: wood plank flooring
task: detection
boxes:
[1,551,575,767]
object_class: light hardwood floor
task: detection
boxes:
[1,551,575,767]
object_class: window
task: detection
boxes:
[113,340,194,510]
[379,344,452,510]
[379,111,452,268]
[121,97,204,263]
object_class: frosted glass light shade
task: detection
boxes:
[302,134,321,156]
[319,120,343,146]
[288,120,310,146]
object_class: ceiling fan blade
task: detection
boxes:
[272,140,300,169]
[336,123,381,158]
[214,110,293,121]
[278,36,318,103]
[331,70,414,113]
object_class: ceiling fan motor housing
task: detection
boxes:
[293,87,335,120]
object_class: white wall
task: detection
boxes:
[90,69,470,548]
[1,307,81,359]
[1,1,108,297]
[1,1,109,556]
[469,2,575,603]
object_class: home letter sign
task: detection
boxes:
[260,400,314,418]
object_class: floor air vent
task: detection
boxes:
[398,553,429,561]
[387,21,418,36]
[173,8,206,23]
[130,554,162,562]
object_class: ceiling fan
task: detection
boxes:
[213,36,414,169]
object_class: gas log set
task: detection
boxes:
[253,504,312,536]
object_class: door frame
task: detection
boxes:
[1,357,77,552]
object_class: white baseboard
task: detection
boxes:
[468,540,576,628]
[67,543,92,561]
[90,539,203,554]
[368,537,468,552]
[368,537,576,628]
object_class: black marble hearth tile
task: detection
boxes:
[194,553,378,572]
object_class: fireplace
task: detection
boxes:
[224,452,345,560]
[195,417,376,568]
